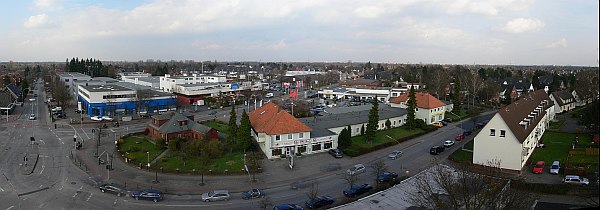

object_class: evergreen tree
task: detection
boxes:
[365,99,379,142]
[227,104,238,152]
[452,81,461,112]
[338,128,352,149]
[385,119,391,129]
[502,89,512,105]
[237,110,253,151]
[406,86,417,128]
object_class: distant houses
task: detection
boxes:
[389,92,447,125]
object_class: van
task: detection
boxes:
[563,175,589,185]
[265,93,274,98]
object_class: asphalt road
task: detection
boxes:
[0,82,495,210]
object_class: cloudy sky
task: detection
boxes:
[0,0,598,66]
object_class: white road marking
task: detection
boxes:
[39,140,45,145]
[39,165,45,174]
[79,186,83,190]
[40,185,43,188]
[58,186,63,191]
[0,186,4,192]
[61,141,64,144]
[6,205,15,210]
[72,192,79,197]
[86,193,93,201]
[113,199,118,205]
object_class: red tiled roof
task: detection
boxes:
[248,102,312,135]
[389,92,446,109]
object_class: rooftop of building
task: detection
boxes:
[249,102,312,135]
[499,89,553,143]
[389,92,446,109]
[56,72,91,78]
[80,84,132,92]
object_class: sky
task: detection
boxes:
[0,0,598,66]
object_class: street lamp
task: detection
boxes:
[147,151,150,168]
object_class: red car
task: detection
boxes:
[533,161,545,174]
[455,134,465,141]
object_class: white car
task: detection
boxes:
[346,164,366,175]
[90,116,103,121]
[563,175,589,185]
[51,107,62,112]
[388,150,403,160]
[443,140,455,147]
[102,116,113,121]
[29,114,36,120]
[201,190,230,202]
[550,161,560,175]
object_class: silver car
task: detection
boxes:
[201,190,230,202]
[549,161,560,175]
[346,164,366,175]
[388,150,403,160]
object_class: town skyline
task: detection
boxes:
[0,0,598,66]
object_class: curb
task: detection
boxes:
[24,153,40,175]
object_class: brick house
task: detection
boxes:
[147,111,219,143]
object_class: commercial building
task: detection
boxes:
[121,76,161,90]
[317,81,424,103]
[159,74,227,92]
[78,84,176,118]
[473,89,555,172]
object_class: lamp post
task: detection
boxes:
[147,151,150,168]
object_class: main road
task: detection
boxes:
[0,82,494,209]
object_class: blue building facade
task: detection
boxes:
[78,96,176,117]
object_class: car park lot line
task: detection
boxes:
[86,193,93,201]
[6,205,15,210]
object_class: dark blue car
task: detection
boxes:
[304,196,334,209]
[131,189,163,202]
[343,184,373,198]
[273,204,303,210]
[377,172,399,183]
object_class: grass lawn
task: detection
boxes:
[446,111,468,122]
[463,141,474,150]
[450,149,473,162]
[530,132,594,166]
[155,152,245,174]
[202,120,229,133]
[549,119,565,130]
[344,126,425,156]
[119,136,164,165]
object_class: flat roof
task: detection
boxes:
[81,84,131,92]
[56,72,91,77]
[115,82,152,90]
[135,76,160,83]
[91,77,119,83]
[300,104,406,130]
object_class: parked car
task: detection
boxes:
[304,196,335,209]
[550,161,560,175]
[29,114,36,120]
[563,175,589,185]
[440,121,448,126]
[532,161,545,174]
[51,107,62,112]
[90,116,103,121]
[455,134,465,141]
[241,189,265,200]
[346,164,366,175]
[343,184,373,197]
[443,118,453,123]
[273,204,303,210]
[377,172,398,183]
[99,183,126,196]
[432,122,444,127]
[201,190,230,202]
[463,130,473,136]
[430,146,445,155]
[102,116,113,121]
[208,110,218,115]
[328,149,343,158]
[388,150,403,160]
[443,140,455,147]
[131,189,163,202]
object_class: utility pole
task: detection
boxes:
[96,127,101,157]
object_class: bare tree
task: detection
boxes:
[257,196,273,210]
[406,161,536,210]
[134,89,152,116]
[427,67,450,100]
[342,172,359,188]
[52,78,71,107]
[305,183,320,203]
[370,159,388,176]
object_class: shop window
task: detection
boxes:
[312,144,322,151]
[324,142,332,149]
[297,146,306,154]
[272,148,282,156]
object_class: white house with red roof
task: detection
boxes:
[249,102,339,159]
[389,92,447,125]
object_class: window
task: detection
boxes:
[312,144,322,151]
[500,130,506,137]
[276,135,281,141]
[324,142,332,149]
[416,108,419,111]
[272,149,282,156]
[299,132,304,138]
[490,129,496,136]
[288,134,293,140]
[431,117,435,123]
